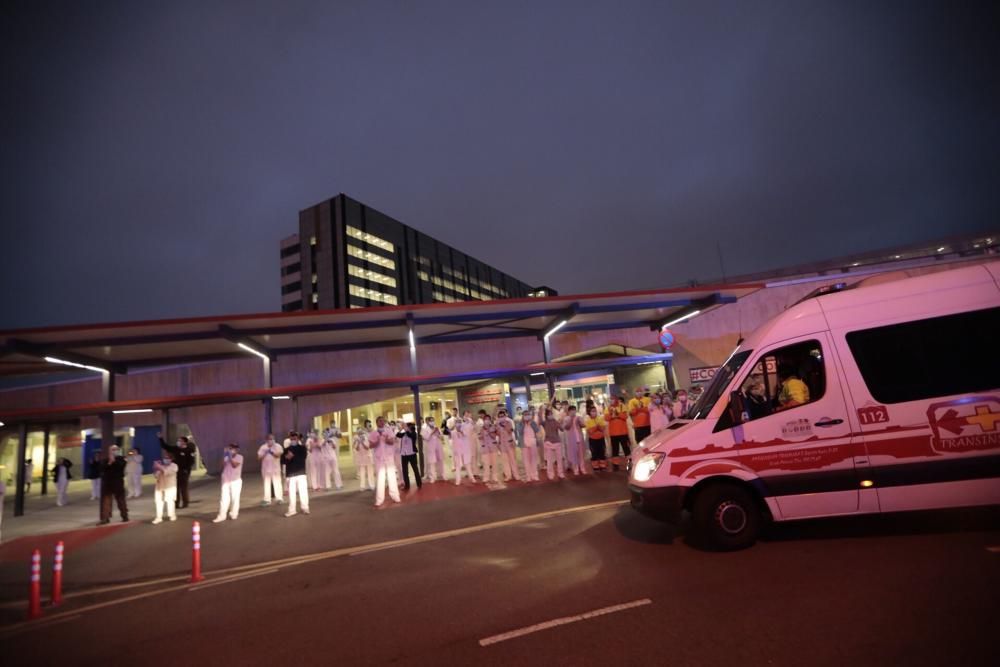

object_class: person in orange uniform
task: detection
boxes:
[628,387,652,448]
[605,395,631,471]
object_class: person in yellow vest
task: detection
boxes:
[584,407,608,472]
[777,364,810,410]
[605,396,631,471]
[628,387,652,447]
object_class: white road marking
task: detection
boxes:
[0,499,627,636]
[188,568,280,592]
[986,546,1000,553]
[479,598,653,646]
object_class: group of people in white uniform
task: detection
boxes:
[146,385,697,521]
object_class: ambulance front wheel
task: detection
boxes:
[691,482,761,551]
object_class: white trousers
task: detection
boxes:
[452,441,476,483]
[424,441,445,482]
[56,479,69,506]
[544,441,565,479]
[324,456,343,489]
[90,479,101,499]
[154,488,177,521]
[521,446,539,481]
[218,479,243,519]
[287,475,309,513]
[374,460,401,505]
[127,472,143,497]
[358,462,375,490]
[308,458,321,489]
[500,443,520,481]
[262,471,283,502]
[481,450,500,483]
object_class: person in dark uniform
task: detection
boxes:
[159,433,196,509]
[98,445,128,524]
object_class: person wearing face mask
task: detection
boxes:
[495,409,520,482]
[98,445,128,525]
[628,387,652,447]
[516,409,542,482]
[282,433,310,517]
[321,432,343,491]
[158,433,195,509]
[370,417,402,506]
[450,411,477,485]
[258,434,284,506]
[605,396,632,472]
[125,448,144,499]
[396,422,422,491]
[561,405,587,476]
[478,414,501,484]
[649,395,671,432]
[584,407,608,472]
[87,451,102,500]
[306,431,323,492]
[421,416,446,483]
[213,443,244,523]
[541,409,565,481]
[151,452,178,524]
[672,389,693,419]
[354,422,375,491]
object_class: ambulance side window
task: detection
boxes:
[742,340,826,421]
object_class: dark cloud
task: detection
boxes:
[2,1,997,328]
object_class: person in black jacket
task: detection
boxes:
[282,433,309,517]
[159,433,196,509]
[396,423,421,491]
[52,458,73,506]
[98,446,128,524]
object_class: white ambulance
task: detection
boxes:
[628,261,1000,550]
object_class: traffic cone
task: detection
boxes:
[27,549,42,620]
[51,541,65,606]
[190,521,204,583]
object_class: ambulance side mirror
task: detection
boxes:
[727,391,746,427]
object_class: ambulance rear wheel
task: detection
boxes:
[691,483,761,551]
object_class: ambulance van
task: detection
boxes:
[628,261,1000,550]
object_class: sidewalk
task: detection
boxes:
[1,465,369,544]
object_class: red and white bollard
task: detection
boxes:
[189,521,204,583]
[27,549,42,620]
[51,541,65,606]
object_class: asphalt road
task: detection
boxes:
[2,473,998,666]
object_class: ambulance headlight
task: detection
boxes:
[632,452,665,482]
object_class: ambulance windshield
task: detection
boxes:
[686,349,752,420]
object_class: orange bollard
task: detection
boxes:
[51,541,65,606]
[189,521,204,583]
[27,549,42,620]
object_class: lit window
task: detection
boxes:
[346,226,394,253]
[347,244,396,270]
[310,236,317,246]
[348,264,397,288]
[311,293,318,303]
[312,274,318,284]
[349,284,398,305]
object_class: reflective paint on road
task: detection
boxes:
[479,598,653,646]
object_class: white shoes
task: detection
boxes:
[212,516,226,523]
[152,518,162,525]
[284,510,297,517]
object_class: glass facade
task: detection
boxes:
[288,194,536,311]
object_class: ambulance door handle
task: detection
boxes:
[815,419,843,427]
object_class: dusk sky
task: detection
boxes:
[2,1,997,329]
